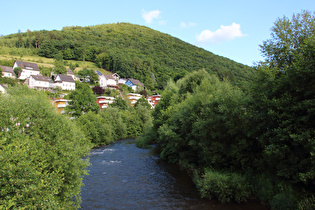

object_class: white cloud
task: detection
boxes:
[142,9,161,24]
[196,23,246,44]
[180,21,197,29]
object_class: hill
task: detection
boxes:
[0,23,254,89]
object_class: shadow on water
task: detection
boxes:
[80,139,267,210]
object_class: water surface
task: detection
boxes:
[81,139,267,210]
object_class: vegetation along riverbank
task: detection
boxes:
[0,10,314,209]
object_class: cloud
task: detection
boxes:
[142,9,161,24]
[196,23,246,44]
[180,21,197,29]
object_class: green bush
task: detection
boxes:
[195,169,251,203]
[298,195,315,210]
[0,86,90,209]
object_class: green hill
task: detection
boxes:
[0,23,254,89]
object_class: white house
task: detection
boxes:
[25,75,53,90]
[0,65,15,78]
[104,74,117,87]
[95,71,107,88]
[54,74,75,90]
[13,60,40,80]
[118,78,127,85]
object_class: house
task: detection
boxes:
[125,78,144,91]
[112,73,120,81]
[96,96,115,109]
[105,74,117,86]
[126,93,142,106]
[54,74,75,90]
[147,95,161,109]
[66,69,75,80]
[13,60,40,80]
[24,75,53,90]
[118,78,127,85]
[0,65,15,78]
[95,71,107,88]
[0,84,7,94]
[51,98,71,114]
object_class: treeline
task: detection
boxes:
[0,23,254,89]
[137,11,315,209]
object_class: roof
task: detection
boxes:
[15,60,40,71]
[31,75,52,82]
[104,74,115,80]
[95,70,103,76]
[56,74,75,83]
[127,78,144,87]
[67,69,74,75]
[0,65,15,75]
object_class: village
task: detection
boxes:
[0,60,161,113]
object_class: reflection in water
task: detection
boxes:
[80,139,267,210]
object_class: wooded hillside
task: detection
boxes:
[0,23,254,89]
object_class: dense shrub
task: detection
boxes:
[0,86,90,209]
[194,169,251,203]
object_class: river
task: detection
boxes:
[80,139,267,210]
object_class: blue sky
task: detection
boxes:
[0,0,314,66]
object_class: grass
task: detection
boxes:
[0,49,110,75]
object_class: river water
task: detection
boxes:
[80,139,267,210]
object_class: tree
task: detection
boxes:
[13,67,22,78]
[66,82,100,117]
[53,53,67,74]
[252,10,315,185]
[0,86,90,208]
[0,67,2,77]
[92,85,105,95]
[110,96,127,110]
[260,10,315,70]
[77,68,99,84]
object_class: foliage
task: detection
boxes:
[110,96,127,110]
[66,82,100,117]
[0,76,18,86]
[13,67,21,78]
[194,169,251,203]
[92,85,105,95]
[77,68,99,84]
[0,86,90,209]
[0,66,2,77]
[0,23,254,89]
[76,111,113,146]
[134,97,151,109]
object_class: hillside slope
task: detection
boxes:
[0,23,254,89]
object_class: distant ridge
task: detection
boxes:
[0,23,254,89]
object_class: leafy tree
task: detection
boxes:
[77,68,99,84]
[92,85,105,95]
[0,86,90,208]
[66,82,100,117]
[0,67,2,77]
[110,96,127,110]
[53,53,67,74]
[13,67,21,78]
[134,97,151,110]
[251,10,315,185]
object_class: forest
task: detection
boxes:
[0,22,254,89]
[136,11,315,209]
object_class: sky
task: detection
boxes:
[0,0,314,66]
